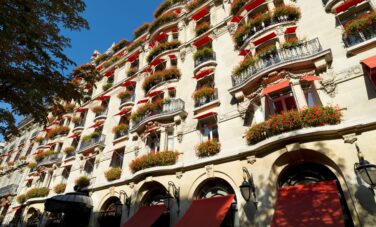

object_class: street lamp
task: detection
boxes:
[239,167,257,207]
[162,181,180,213]
[119,190,131,216]
[354,144,376,192]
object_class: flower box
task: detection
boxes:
[245,106,342,145]
[72,116,81,124]
[7,161,15,166]
[231,0,248,15]
[127,67,138,77]
[91,105,106,114]
[134,23,150,38]
[28,162,37,169]
[195,22,210,36]
[20,156,26,161]
[131,98,170,122]
[256,44,277,59]
[186,0,206,12]
[16,194,26,204]
[147,40,181,63]
[35,136,45,143]
[102,82,113,91]
[193,47,214,61]
[82,131,101,142]
[273,5,301,21]
[63,146,75,154]
[344,12,376,35]
[105,167,122,181]
[129,150,179,173]
[127,39,144,52]
[112,123,129,134]
[195,140,221,157]
[94,54,109,66]
[281,37,302,49]
[25,187,49,199]
[233,57,256,75]
[154,0,182,18]
[117,90,133,100]
[149,12,178,34]
[75,176,90,188]
[53,183,66,194]
[142,67,181,92]
[192,86,215,101]
[34,153,45,162]
[112,39,129,53]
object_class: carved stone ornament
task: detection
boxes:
[227,23,238,35]
[342,133,357,144]
[180,49,186,62]
[176,171,183,179]
[319,69,337,97]
[109,187,116,196]
[129,182,135,189]
[205,164,214,178]
[247,155,257,165]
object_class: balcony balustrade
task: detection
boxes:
[74,119,86,129]
[131,99,185,131]
[37,153,64,167]
[194,89,218,108]
[114,130,129,140]
[0,184,19,197]
[343,28,376,48]
[120,94,135,105]
[232,38,324,87]
[77,135,106,153]
[194,52,216,68]
[95,108,109,118]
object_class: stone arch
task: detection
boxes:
[97,196,122,227]
[24,207,41,227]
[135,180,168,207]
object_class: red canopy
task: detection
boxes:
[114,108,131,116]
[271,180,345,227]
[245,0,265,11]
[122,205,165,227]
[169,54,177,59]
[147,90,163,97]
[121,81,136,88]
[143,67,152,73]
[253,32,276,46]
[285,26,298,34]
[361,55,376,68]
[175,195,235,227]
[193,36,212,48]
[150,58,165,66]
[301,75,320,81]
[239,49,250,56]
[89,121,103,129]
[68,133,81,139]
[127,54,139,63]
[336,0,364,13]
[137,98,149,104]
[193,69,214,80]
[154,32,167,42]
[96,95,110,101]
[192,7,209,21]
[104,68,115,77]
[194,112,217,120]
[231,16,243,23]
[168,86,176,91]
[75,107,88,113]
[262,80,290,95]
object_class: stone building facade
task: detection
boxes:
[1,0,376,226]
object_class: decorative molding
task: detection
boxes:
[342,133,358,144]
[176,171,183,179]
[319,69,337,98]
[205,164,214,177]
[247,155,256,165]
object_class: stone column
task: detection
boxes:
[255,96,266,123]
[291,80,308,110]
[159,127,167,151]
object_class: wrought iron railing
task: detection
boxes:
[95,108,108,118]
[120,94,135,105]
[74,119,86,128]
[194,88,218,108]
[38,153,63,166]
[0,184,19,197]
[194,52,216,68]
[114,131,129,140]
[343,27,376,48]
[232,38,324,87]
[77,135,106,153]
[131,99,185,130]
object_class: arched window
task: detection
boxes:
[98,197,122,227]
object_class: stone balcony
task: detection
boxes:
[38,153,64,167]
[77,135,106,154]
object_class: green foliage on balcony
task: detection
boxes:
[134,23,150,38]
[233,57,256,75]
[344,12,376,35]
[94,54,109,66]
[82,131,101,142]
[130,98,170,122]
[53,183,66,194]
[47,126,70,139]
[75,176,90,188]
[192,86,215,101]
[16,194,26,204]
[129,150,179,173]
[63,146,75,155]
[91,105,105,114]
[186,0,207,12]
[193,47,214,61]
[102,82,112,91]
[195,22,211,36]
[127,39,144,52]
[25,187,49,200]
[112,39,129,53]
[147,40,181,63]
[127,67,138,77]
[195,139,221,157]
[245,106,342,145]
[103,56,120,69]
[117,90,133,100]
[105,167,122,181]
[273,5,301,21]
[154,0,183,18]
[149,12,178,34]
[112,123,129,134]
[231,0,248,15]
[142,67,181,92]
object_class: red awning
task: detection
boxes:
[175,195,235,227]
[170,27,178,33]
[137,98,149,104]
[245,0,265,11]
[262,80,290,95]
[193,36,212,48]
[121,81,136,88]
[168,86,176,91]
[150,58,165,66]
[154,32,167,42]
[143,67,152,73]
[147,90,163,97]
[301,76,320,81]
[75,107,88,113]
[192,8,209,21]
[361,55,376,68]
[239,49,250,56]
[253,32,276,46]
[193,69,214,80]
[68,133,81,139]
[285,26,298,34]
[122,205,165,227]
[169,54,177,59]
[127,54,139,63]
[271,180,345,227]
[96,95,110,101]
[115,52,124,57]
[114,108,131,116]
[89,121,103,129]
[104,68,115,77]
[11,206,22,212]
[336,0,364,13]
[42,128,51,132]
[194,112,217,120]
[33,150,43,156]
[231,16,243,23]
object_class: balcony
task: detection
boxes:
[230,38,331,91]
[194,88,219,108]
[0,184,19,197]
[114,130,129,140]
[37,153,64,167]
[120,94,135,106]
[130,99,186,132]
[194,51,216,68]
[343,28,376,48]
[95,108,108,119]
[77,135,106,153]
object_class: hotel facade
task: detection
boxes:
[1,0,376,226]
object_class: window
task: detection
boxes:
[84,158,95,177]
[55,143,63,153]
[268,88,297,114]
[166,130,174,151]
[301,82,321,107]
[146,132,161,153]
[62,166,71,184]
[200,121,219,142]
[38,172,46,187]
[110,148,124,168]
[25,145,33,156]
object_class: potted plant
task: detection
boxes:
[105,167,122,181]
[63,146,75,155]
[28,162,37,169]
[186,0,206,12]
[53,183,66,194]
[231,0,248,15]
[195,22,210,36]
[134,23,149,38]
[91,105,105,114]
[59,126,70,136]
[147,40,181,63]
[75,176,90,188]
[112,39,129,52]
[16,194,26,204]
[94,53,109,65]
[142,68,181,92]
[72,116,81,124]
[20,156,26,161]
[127,67,138,77]
[7,161,15,166]
[117,90,133,100]
[192,86,215,101]
[44,149,55,156]
[256,44,277,59]
[273,5,301,21]
[281,37,301,49]
[193,47,214,61]
[129,150,179,173]
[233,57,256,75]
[195,139,221,157]
[25,187,49,199]
[102,82,112,91]
[127,39,144,52]
[35,136,44,143]
[112,123,129,135]
[148,12,178,34]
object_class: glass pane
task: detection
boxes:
[284,96,297,111]
[273,100,284,114]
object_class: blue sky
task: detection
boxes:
[0,0,162,142]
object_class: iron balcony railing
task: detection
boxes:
[30,131,39,139]
[131,99,185,130]
[232,38,323,87]
[114,130,129,140]
[74,119,86,128]
[0,184,19,197]
[120,94,135,105]
[77,135,106,153]
[343,27,376,48]
[95,108,108,118]
[38,153,64,166]
[194,88,218,108]
[194,52,216,68]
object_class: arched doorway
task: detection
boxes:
[25,208,41,227]
[141,184,169,227]
[98,196,122,227]
[275,162,354,227]
[194,178,239,227]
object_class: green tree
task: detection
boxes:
[0,0,99,138]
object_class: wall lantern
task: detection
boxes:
[240,167,257,207]
[354,143,376,193]
[119,190,131,216]
[163,181,180,213]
